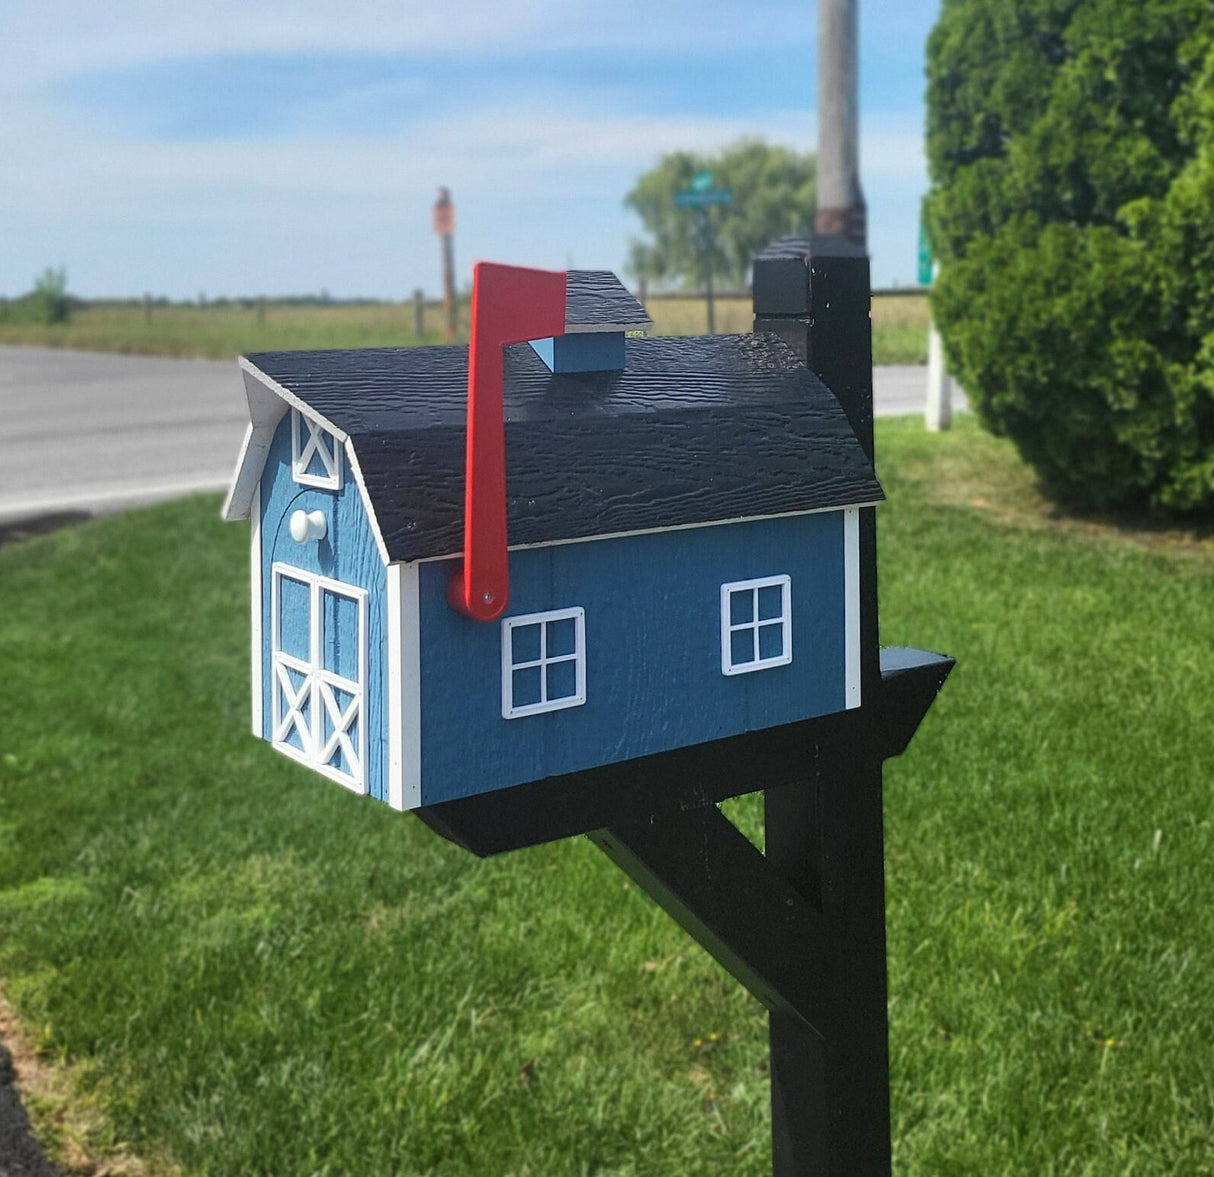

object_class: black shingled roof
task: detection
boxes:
[564,270,651,332]
[244,333,882,563]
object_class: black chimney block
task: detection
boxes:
[753,235,873,462]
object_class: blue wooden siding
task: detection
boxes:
[259,415,388,799]
[416,511,848,804]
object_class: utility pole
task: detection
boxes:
[816,0,866,248]
[433,187,457,342]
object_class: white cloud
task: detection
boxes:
[0,85,823,214]
[2,0,812,89]
[0,0,930,295]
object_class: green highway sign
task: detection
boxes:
[917,221,933,286]
[675,188,733,208]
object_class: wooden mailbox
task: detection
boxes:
[223,237,952,1177]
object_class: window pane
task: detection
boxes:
[511,622,542,665]
[277,575,311,661]
[730,628,754,667]
[757,583,784,622]
[321,590,360,680]
[512,666,543,709]
[729,589,753,626]
[546,658,578,701]
[546,616,577,658]
[758,621,785,661]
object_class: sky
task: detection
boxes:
[1,0,942,301]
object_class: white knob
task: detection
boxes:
[289,509,327,543]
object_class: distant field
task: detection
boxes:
[646,292,930,365]
[0,299,454,359]
[0,293,930,366]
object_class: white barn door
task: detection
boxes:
[271,563,367,792]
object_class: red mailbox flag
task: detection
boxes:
[446,262,567,622]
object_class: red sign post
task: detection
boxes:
[433,187,457,341]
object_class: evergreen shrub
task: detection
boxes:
[925,0,1214,512]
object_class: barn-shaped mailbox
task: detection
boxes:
[224,239,952,1176]
[223,265,883,810]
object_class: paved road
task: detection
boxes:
[0,346,246,525]
[0,346,966,526]
[875,363,967,420]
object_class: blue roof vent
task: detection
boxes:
[530,270,651,374]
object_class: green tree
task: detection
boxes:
[625,139,816,289]
[925,0,1214,513]
[3,267,72,324]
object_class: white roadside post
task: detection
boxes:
[924,259,953,432]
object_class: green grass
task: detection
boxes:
[0,293,928,366]
[1,416,1211,1174]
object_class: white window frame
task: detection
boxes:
[501,607,586,719]
[271,563,367,792]
[720,574,793,676]
[291,408,342,490]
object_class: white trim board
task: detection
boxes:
[413,501,884,565]
[238,356,349,443]
[386,562,422,811]
[250,484,263,737]
[844,507,861,709]
[223,368,288,520]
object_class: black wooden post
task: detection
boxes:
[756,235,886,1175]
[416,235,951,1177]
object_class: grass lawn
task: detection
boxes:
[1,417,1211,1175]
[0,293,929,367]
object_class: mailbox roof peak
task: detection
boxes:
[230,331,882,564]
[563,270,651,334]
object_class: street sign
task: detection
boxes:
[917,221,932,286]
[675,188,733,208]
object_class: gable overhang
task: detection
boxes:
[221,357,391,566]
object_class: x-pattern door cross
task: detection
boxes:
[316,677,361,775]
[273,659,312,752]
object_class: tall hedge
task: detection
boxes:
[924,0,1214,513]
